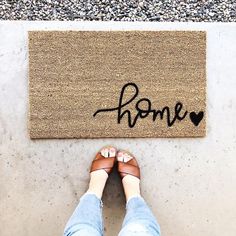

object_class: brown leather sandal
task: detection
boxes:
[90,147,117,175]
[117,150,140,179]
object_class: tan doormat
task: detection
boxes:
[28,31,206,138]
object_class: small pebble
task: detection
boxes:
[0,0,235,21]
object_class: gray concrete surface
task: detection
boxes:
[0,22,236,236]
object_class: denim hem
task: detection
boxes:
[82,192,104,207]
[126,195,143,209]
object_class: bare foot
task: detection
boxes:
[88,146,117,199]
[117,150,141,201]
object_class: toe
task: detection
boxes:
[109,147,116,157]
[100,146,116,158]
[101,148,109,157]
[117,151,133,163]
[117,151,124,162]
[124,154,132,162]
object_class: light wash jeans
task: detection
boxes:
[64,193,161,236]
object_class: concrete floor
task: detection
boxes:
[0,22,236,236]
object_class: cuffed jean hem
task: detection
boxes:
[64,193,103,236]
[119,196,161,236]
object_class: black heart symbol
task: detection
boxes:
[189,111,204,126]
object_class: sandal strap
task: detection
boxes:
[90,154,115,174]
[118,162,140,179]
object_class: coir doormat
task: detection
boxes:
[29,31,206,138]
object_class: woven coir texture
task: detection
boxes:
[29,31,206,138]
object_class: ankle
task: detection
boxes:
[87,170,108,199]
[90,169,108,180]
[122,175,141,201]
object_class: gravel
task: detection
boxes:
[0,0,236,22]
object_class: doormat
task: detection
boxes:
[28,31,206,138]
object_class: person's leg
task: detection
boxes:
[119,195,161,236]
[117,151,161,236]
[64,146,117,236]
[64,193,103,236]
